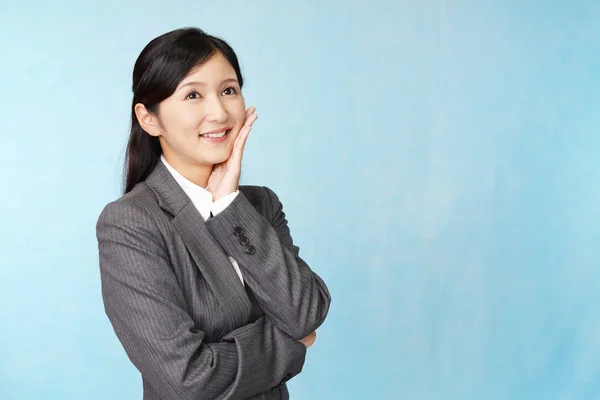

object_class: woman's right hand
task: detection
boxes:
[298,331,317,348]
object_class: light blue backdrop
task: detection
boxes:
[1,1,599,399]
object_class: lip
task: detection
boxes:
[199,128,232,143]
[200,127,232,136]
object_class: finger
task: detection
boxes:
[230,113,257,161]
[243,107,257,130]
[245,106,255,118]
[235,113,257,149]
[232,112,255,148]
[244,106,256,126]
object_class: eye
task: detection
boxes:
[222,87,238,96]
[186,90,201,100]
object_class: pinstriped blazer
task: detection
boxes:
[96,161,331,400]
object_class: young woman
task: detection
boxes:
[96,27,331,400]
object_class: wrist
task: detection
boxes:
[213,190,235,202]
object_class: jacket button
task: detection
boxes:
[233,227,243,237]
[239,236,250,246]
[245,245,256,255]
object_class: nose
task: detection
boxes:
[205,96,228,124]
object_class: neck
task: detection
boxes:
[180,166,212,189]
[162,154,212,189]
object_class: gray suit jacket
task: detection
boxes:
[96,161,331,400]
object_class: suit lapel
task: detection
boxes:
[146,161,251,328]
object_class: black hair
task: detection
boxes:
[123,27,243,194]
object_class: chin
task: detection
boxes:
[204,153,231,165]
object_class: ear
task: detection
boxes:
[134,103,161,137]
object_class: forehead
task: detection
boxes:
[182,52,237,84]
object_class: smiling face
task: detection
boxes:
[135,51,246,184]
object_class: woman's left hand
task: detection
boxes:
[207,106,257,201]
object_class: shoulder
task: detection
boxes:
[239,185,283,219]
[239,185,282,204]
[96,184,169,265]
[96,182,159,233]
[239,185,267,203]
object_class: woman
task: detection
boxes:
[96,27,331,400]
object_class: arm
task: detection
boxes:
[96,201,306,400]
[205,186,331,341]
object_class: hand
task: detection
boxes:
[298,331,317,348]
[207,106,258,201]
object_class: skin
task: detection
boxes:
[135,52,316,348]
[135,52,255,199]
[298,331,316,348]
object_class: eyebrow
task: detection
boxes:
[179,78,239,90]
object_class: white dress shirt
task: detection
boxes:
[161,155,245,285]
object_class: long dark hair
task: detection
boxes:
[124,27,244,194]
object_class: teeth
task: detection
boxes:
[202,130,227,138]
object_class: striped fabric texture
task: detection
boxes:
[96,161,331,399]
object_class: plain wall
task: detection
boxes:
[1,1,599,399]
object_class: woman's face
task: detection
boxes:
[147,52,246,175]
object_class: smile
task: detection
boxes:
[199,128,232,142]
[200,130,228,138]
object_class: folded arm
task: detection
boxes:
[205,186,331,340]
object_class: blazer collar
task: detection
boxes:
[145,160,191,217]
[144,159,252,328]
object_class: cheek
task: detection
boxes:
[163,106,204,135]
[178,105,204,127]
[230,101,247,125]
[223,93,245,118]
[156,103,179,133]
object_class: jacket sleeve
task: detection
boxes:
[96,200,306,400]
[205,186,331,341]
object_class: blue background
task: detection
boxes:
[1,1,599,399]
